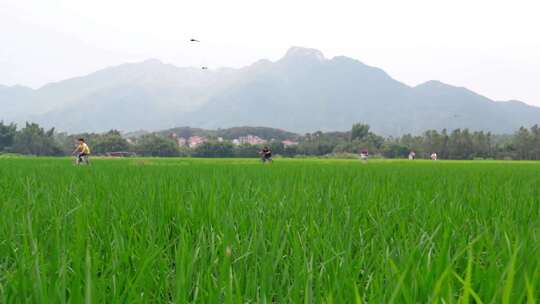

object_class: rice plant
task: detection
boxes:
[0,158,539,303]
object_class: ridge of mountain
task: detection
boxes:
[1,47,539,135]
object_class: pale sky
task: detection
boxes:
[1,0,539,105]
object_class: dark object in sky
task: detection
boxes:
[201,67,208,70]
[190,39,200,42]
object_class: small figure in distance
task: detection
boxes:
[359,149,369,163]
[190,38,200,42]
[260,146,273,163]
[408,150,416,160]
[201,66,208,70]
[430,152,438,161]
[73,138,91,165]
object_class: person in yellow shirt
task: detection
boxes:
[73,138,91,165]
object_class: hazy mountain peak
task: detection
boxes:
[2,46,540,135]
[140,58,164,65]
[415,80,449,89]
[0,84,33,91]
[415,80,481,97]
[250,59,272,68]
[503,99,528,106]
[281,47,325,62]
[331,55,362,63]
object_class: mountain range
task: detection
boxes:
[1,47,539,135]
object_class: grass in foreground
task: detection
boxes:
[1,158,540,303]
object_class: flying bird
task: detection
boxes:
[190,38,200,42]
[201,66,208,70]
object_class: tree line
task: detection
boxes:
[1,121,540,160]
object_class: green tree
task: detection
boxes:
[55,132,97,155]
[268,141,285,156]
[381,141,409,158]
[422,130,440,155]
[513,127,533,160]
[363,133,385,150]
[12,122,62,156]
[351,123,370,141]
[233,144,259,158]
[134,134,178,157]
[0,121,17,151]
[529,125,540,160]
[400,134,424,155]
[92,130,130,154]
[297,141,336,156]
[447,129,474,159]
[439,129,450,159]
[471,131,492,159]
[194,141,234,157]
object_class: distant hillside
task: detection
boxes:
[0,85,35,121]
[155,126,299,141]
[1,47,539,135]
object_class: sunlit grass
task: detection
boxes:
[0,158,539,303]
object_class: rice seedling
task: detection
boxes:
[0,158,539,303]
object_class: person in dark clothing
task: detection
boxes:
[260,146,273,163]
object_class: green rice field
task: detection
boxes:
[1,157,540,303]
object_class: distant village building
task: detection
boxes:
[232,139,240,146]
[168,133,190,147]
[177,137,187,147]
[282,140,299,147]
[188,136,207,148]
[237,135,266,145]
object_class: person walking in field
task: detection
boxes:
[73,138,91,165]
[260,146,273,163]
[408,151,416,160]
[430,152,438,161]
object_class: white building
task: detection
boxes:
[237,135,266,145]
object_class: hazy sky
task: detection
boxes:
[1,0,539,105]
